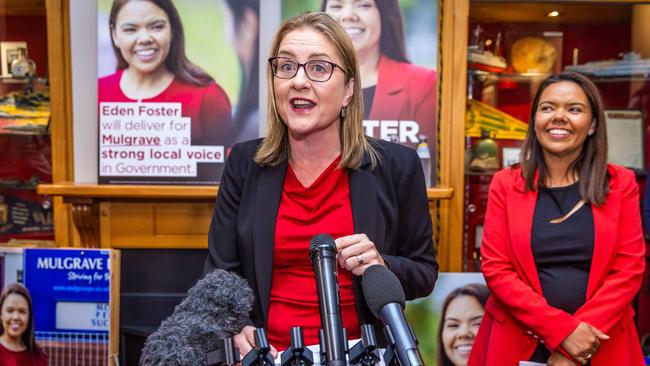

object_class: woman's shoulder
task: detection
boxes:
[380,56,436,82]
[606,163,637,189]
[98,71,123,98]
[228,138,264,162]
[370,138,419,163]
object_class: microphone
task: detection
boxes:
[362,265,424,366]
[140,269,255,366]
[309,234,347,366]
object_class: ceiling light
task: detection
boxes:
[547,10,560,17]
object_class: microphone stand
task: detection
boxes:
[318,329,349,366]
[280,327,314,366]
[242,328,275,366]
[206,337,240,366]
[382,326,400,366]
[348,325,380,366]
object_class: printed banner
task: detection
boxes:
[24,249,111,332]
[282,0,439,184]
[97,0,260,184]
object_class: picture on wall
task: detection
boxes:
[0,41,28,78]
[96,0,260,184]
[281,0,439,185]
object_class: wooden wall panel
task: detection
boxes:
[100,202,214,248]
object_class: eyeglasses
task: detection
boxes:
[268,57,344,82]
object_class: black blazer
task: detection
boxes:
[204,138,438,331]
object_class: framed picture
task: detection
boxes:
[0,41,28,78]
[604,109,644,170]
[502,147,521,168]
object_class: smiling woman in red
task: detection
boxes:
[0,283,47,366]
[469,72,646,366]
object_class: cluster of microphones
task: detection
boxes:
[139,234,425,366]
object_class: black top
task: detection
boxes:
[362,86,376,119]
[529,182,594,361]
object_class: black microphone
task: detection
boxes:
[362,265,424,366]
[139,269,255,366]
[309,234,347,366]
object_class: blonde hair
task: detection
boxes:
[255,12,379,169]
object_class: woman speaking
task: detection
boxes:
[204,11,438,356]
[469,72,646,366]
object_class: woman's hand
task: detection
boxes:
[233,325,278,359]
[335,234,386,276]
[560,322,609,364]
[548,350,578,366]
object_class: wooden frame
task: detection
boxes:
[437,0,469,271]
[46,0,75,246]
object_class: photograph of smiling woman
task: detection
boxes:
[98,0,234,184]
[0,283,47,366]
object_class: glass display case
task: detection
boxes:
[463,2,650,271]
[0,1,53,243]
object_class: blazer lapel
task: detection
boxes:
[508,174,543,293]
[253,162,287,324]
[349,164,381,251]
[349,164,381,325]
[587,190,620,298]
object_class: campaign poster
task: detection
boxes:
[23,248,111,333]
[97,0,260,184]
[405,272,488,366]
[282,0,439,185]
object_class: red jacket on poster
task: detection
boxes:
[469,164,646,366]
[368,55,437,145]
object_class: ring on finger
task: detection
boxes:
[356,254,364,265]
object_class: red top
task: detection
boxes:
[0,343,47,366]
[98,70,233,146]
[267,157,360,349]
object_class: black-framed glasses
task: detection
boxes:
[268,57,344,82]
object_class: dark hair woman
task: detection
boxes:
[469,71,646,366]
[222,0,260,143]
[0,283,47,366]
[438,283,490,366]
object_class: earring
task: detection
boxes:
[340,107,347,119]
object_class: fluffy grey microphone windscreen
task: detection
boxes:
[140,269,255,366]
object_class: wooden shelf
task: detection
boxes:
[38,182,453,201]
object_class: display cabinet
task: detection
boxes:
[0,1,54,243]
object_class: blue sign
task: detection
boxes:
[24,249,110,333]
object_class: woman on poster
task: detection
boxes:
[438,283,489,366]
[0,283,47,366]
[204,11,437,356]
[322,0,437,174]
[99,0,233,169]
[469,72,646,366]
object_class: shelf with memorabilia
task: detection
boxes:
[0,4,53,243]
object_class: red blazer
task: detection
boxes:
[469,164,646,366]
[369,55,437,148]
